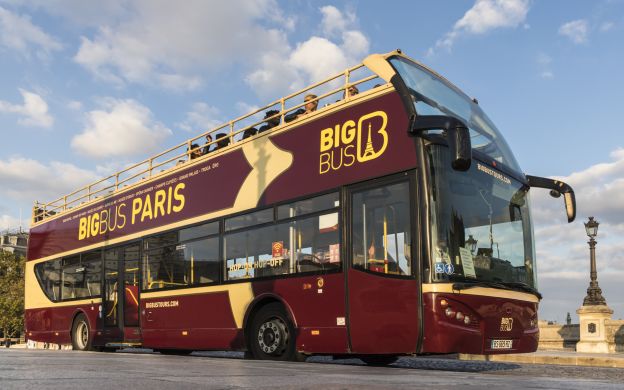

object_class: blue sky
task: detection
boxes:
[0,0,623,323]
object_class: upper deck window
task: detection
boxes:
[277,192,339,220]
[225,208,273,232]
[389,56,522,173]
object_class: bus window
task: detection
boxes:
[34,259,61,301]
[80,250,102,297]
[352,182,412,276]
[225,208,273,232]
[143,247,186,289]
[181,237,220,285]
[224,224,289,280]
[292,212,340,273]
[61,255,81,299]
[179,221,219,242]
[277,192,339,219]
[224,210,340,281]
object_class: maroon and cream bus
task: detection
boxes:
[25,50,575,364]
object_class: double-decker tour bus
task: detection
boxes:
[25,50,575,364]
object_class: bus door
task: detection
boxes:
[346,174,420,354]
[103,243,141,342]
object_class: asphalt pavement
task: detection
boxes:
[1,348,623,389]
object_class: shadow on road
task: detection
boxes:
[132,348,522,373]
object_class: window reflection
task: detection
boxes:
[428,145,535,286]
[225,212,340,280]
[352,182,412,276]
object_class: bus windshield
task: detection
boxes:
[389,56,522,173]
[427,145,537,289]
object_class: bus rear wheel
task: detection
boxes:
[71,313,93,351]
[360,355,398,366]
[249,303,304,362]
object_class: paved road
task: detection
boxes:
[1,349,623,389]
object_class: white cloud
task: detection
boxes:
[0,214,28,231]
[558,19,589,44]
[536,53,552,66]
[530,148,624,319]
[67,100,83,111]
[0,5,62,58]
[235,102,259,116]
[71,98,171,158]
[320,5,354,37]
[0,157,99,202]
[0,89,54,127]
[177,102,223,133]
[245,5,369,98]
[600,21,615,32]
[7,1,131,28]
[536,53,553,79]
[428,0,530,56]
[528,149,624,321]
[72,1,293,91]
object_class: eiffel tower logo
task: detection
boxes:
[356,111,388,163]
[362,122,376,159]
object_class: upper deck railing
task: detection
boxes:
[33,59,385,224]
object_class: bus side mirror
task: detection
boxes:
[526,175,576,223]
[410,115,471,171]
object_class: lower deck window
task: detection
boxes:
[352,181,412,276]
[143,236,219,290]
[225,212,340,280]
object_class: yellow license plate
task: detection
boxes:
[491,339,513,349]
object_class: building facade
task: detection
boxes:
[0,231,28,258]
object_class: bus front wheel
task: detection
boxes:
[249,303,304,362]
[71,313,93,351]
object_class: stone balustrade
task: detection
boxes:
[538,319,624,352]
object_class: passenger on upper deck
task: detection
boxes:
[189,143,202,160]
[242,127,258,139]
[343,85,359,99]
[285,94,318,122]
[203,134,213,155]
[214,133,230,150]
[258,110,280,133]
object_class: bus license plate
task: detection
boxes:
[491,339,512,349]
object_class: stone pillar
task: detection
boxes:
[576,305,615,353]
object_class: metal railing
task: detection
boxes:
[32,62,383,224]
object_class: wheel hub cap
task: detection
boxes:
[257,319,286,354]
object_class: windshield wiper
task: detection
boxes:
[501,282,542,300]
[452,280,542,300]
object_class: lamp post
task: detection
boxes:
[582,217,607,306]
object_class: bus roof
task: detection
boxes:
[32,51,420,225]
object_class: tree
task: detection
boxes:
[0,251,25,339]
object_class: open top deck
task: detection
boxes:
[31,53,410,225]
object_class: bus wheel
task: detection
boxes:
[360,355,398,366]
[71,313,93,351]
[249,303,304,362]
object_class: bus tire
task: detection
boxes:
[360,355,398,366]
[71,313,93,351]
[249,303,305,362]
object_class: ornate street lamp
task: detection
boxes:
[582,217,607,306]
[466,235,478,255]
